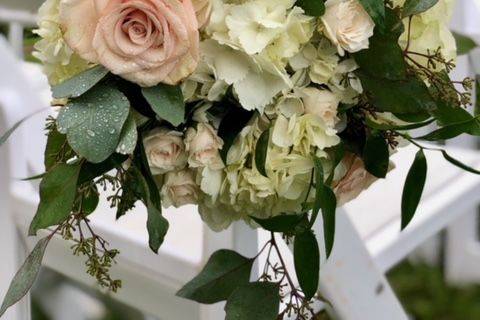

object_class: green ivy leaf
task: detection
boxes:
[116,112,138,155]
[177,250,254,304]
[363,133,389,178]
[142,84,185,126]
[294,229,320,300]
[453,32,477,55]
[57,82,130,163]
[251,213,306,233]
[44,128,69,171]
[218,105,254,164]
[295,0,325,16]
[312,158,337,258]
[52,65,109,99]
[225,282,280,320]
[402,0,439,17]
[358,72,436,116]
[441,150,480,175]
[29,163,81,235]
[401,149,427,229]
[0,237,50,317]
[358,0,385,29]
[255,128,270,177]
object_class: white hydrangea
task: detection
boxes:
[33,0,89,85]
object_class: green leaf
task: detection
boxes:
[358,72,436,115]
[52,65,109,99]
[475,75,480,117]
[358,0,385,28]
[116,112,137,155]
[312,157,337,258]
[363,134,389,178]
[80,186,99,215]
[294,229,320,300]
[29,163,81,235]
[225,282,280,320]
[365,117,435,131]
[218,106,254,164]
[296,0,325,16]
[415,118,480,141]
[177,250,254,304]
[0,237,50,317]
[57,82,130,163]
[78,153,129,185]
[251,213,306,233]
[441,150,480,174]
[142,84,185,126]
[401,149,427,229]
[453,32,478,55]
[44,128,70,171]
[402,0,439,17]
[255,128,270,177]
[326,142,345,185]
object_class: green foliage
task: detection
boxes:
[357,0,385,29]
[312,157,336,258]
[441,150,480,175]
[401,149,427,230]
[52,65,109,99]
[295,0,325,16]
[251,213,306,233]
[363,133,390,178]
[57,82,130,163]
[44,127,73,171]
[294,230,320,300]
[115,112,137,155]
[218,105,254,163]
[326,143,345,185]
[29,163,82,235]
[402,0,439,17]
[177,250,254,304]
[0,237,50,317]
[415,118,480,141]
[142,84,185,126]
[365,117,435,131]
[453,32,478,55]
[255,128,270,177]
[224,282,280,320]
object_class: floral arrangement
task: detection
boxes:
[1,0,480,318]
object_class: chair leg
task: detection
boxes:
[315,210,408,320]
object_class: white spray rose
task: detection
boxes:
[143,128,187,175]
[161,170,199,208]
[300,87,340,127]
[185,123,225,169]
[321,0,375,55]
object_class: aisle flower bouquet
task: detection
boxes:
[1,0,480,318]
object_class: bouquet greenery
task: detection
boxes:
[1,0,480,318]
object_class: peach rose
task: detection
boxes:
[192,0,212,28]
[333,153,377,206]
[59,0,200,87]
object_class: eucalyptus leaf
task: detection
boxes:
[29,163,81,235]
[142,84,185,126]
[441,150,480,174]
[57,82,130,163]
[358,0,385,28]
[52,65,109,99]
[453,32,477,55]
[295,0,325,16]
[402,0,439,17]
[294,229,320,300]
[177,250,254,304]
[401,149,427,229]
[0,237,50,317]
[363,134,389,178]
[255,128,270,177]
[116,112,137,155]
[312,157,337,258]
[224,282,280,320]
[218,106,254,163]
[251,213,306,233]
